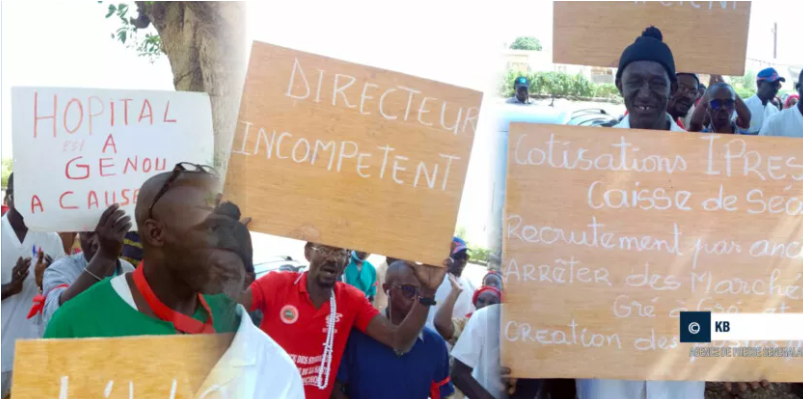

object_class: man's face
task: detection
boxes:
[448,252,468,276]
[148,176,246,298]
[516,86,529,102]
[384,267,421,318]
[308,244,349,289]
[669,74,698,117]
[474,291,500,310]
[757,80,781,101]
[707,86,736,130]
[618,61,674,128]
[79,231,99,262]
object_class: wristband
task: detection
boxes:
[418,296,437,307]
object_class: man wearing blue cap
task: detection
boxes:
[742,67,785,134]
[426,237,475,332]
[760,69,802,138]
[507,76,533,105]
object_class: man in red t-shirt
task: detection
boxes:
[241,242,447,399]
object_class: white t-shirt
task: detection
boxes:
[743,94,780,134]
[760,106,803,138]
[614,113,686,132]
[1,215,65,373]
[451,304,504,399]
[426,273,476,332]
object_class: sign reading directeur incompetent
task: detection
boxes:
[501,123,803,382]
[224,42,483,265]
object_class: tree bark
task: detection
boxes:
[134,1,245,174]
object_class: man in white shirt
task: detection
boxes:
[575,27,704,399]
[760,69,803,138]
[426,237,476,331]
[742,68,785,135]
[451,304,505,399]
[1,174,66,397]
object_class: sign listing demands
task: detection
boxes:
[11,88,214,233]
[502,123,803,382]
[224,42,484,266]
[553,1,751,76]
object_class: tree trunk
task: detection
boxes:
[135,1,245,175]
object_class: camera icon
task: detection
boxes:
[688,322,701,335]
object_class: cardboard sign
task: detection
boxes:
[502,124,803,381]
[553,1,751,76]
[12,335,231,399]
[11,88,214,232]
[224,42,483,265]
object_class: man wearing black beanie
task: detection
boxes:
[612,27,684,132]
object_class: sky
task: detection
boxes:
[1,0,802,248]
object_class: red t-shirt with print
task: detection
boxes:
[250,272,379,399]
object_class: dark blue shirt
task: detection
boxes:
[336,327,454,399]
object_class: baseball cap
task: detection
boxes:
[514,76,529,89]
[757,68,786,83]
[451,236,470,256]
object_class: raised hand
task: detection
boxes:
[448,272,464,294]
[96,204,132,260]
[7,257,32,296]
[411,258,451,293]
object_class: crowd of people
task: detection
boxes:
[1,25,802,400]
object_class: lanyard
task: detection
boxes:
[133,262,215,334]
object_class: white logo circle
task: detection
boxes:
[688,322,701,335]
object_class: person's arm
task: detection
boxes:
[434,335,456,399]
[734,93,751,129]
[452,359,494,399]
[435,273,463,340]
[688,88,711,132]
[58,205,131,306]
[363,261,448,353]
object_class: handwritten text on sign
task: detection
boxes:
[501,124,802,382]
[11,88,214,232]
[224,42,483,265]
[553,1,751,76]
[12,335,230,399]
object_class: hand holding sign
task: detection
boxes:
[96,204,132,261]
[411,258,451,294]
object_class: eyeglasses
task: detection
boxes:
[148,162,218,219]
[393,284,419,299]
[709,99,735,111]
[310,245,350,263]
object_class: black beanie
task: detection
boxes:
[616,26,677,83]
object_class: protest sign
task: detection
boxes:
[501,123,803,381]
[553,1,751,76]
[12,335,231,399]
[11,88,214,233]
[224,42,483,265]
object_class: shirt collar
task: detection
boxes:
[195,305,258,398]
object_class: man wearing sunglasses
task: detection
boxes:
[242,241,448,399]
[44,163,304,398]
[742,67,785,135]
[332,261,454,399]
[761,69,803,138]
[688,80,751,135]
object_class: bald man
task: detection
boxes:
[333,261,454,399]
[44,163,303,398]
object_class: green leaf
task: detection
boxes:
[110,33,115,39]
[118,3,128,17]
[118,30,127,44]
[105,4,116,18]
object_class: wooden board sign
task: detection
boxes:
[224,42,483,265]
[12,335,231,399]
[501,123,803,382]
[11,88,214,233]
[553,1,751,76]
